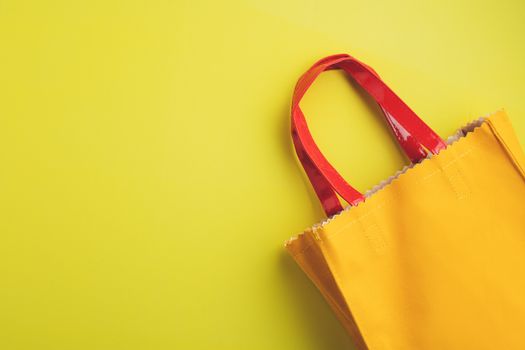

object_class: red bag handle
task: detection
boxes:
[291,54,447,216]
[309,55,430,163]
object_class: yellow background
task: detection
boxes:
[0,0,524,349]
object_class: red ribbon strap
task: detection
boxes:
[291,54,446,216]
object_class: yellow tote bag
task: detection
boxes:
[286,54,525,349]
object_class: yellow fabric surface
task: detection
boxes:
[287,110,525,349]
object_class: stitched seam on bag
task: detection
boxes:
[420,148,472,200]
[444,157,470,199]
[442,164,469,200]
[486,119,525,181]
[419,148,473,181]
[358,212,388,254]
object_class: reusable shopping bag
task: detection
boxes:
[286,54,525,349]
